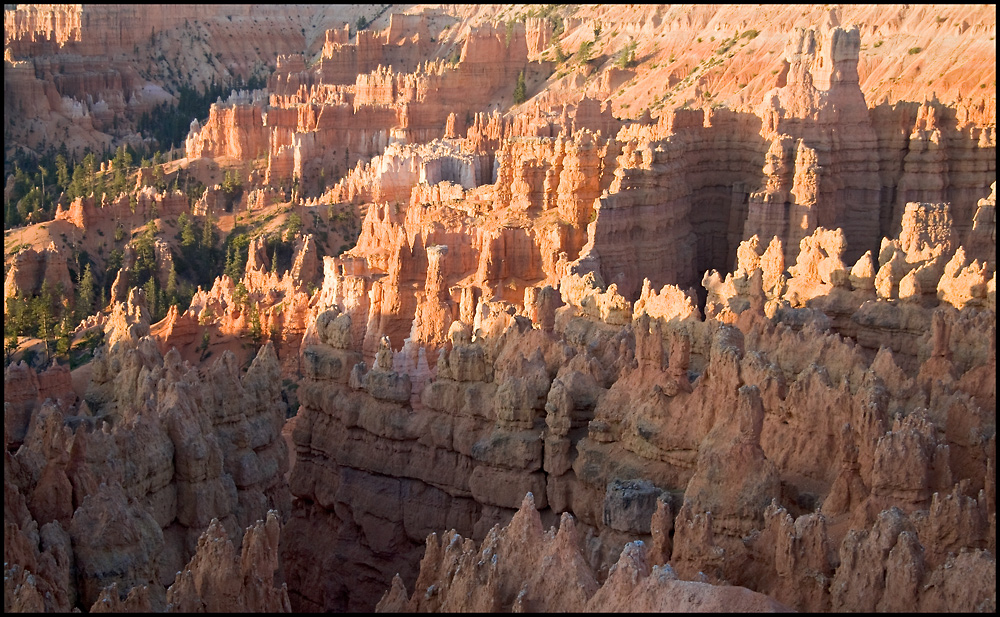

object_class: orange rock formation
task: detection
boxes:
[4,288,291,610]
[375,493,792,612]
[3,4,995,615]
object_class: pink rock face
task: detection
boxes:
[69,482,164,609]
[3,244,74,312]
[185,103,269,161]
[288,163,993,611]
[4,360,42,447]
[375,493,792,613]
[4,5,996,615]
[165,511,290,612]
[4,329,291,611]
[183,18,534,187]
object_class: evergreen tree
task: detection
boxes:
[6,198,22,227]
[199,330,211,360]
[34,282,57,363]
[82,153,96,196]
[5,292,27,339]
[157,287,168,322]
[224,233,251,281]
[55,311,73,357]
[285,212,302,240]
[201,214,215,249]
[133,222,158,285]
[165,264,179,308]
[69,163,86,199]
[94,172,106,203]
[249,304,263,343]
[55,154,70,191]
[513,70,527,104]
[76,264,97,322]
[143,277,158,322]
[39,167,48,210]
[233,282,249,312]
[616,38,638,69]
[180,213,197,251]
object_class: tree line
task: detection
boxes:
[4,74,266,229]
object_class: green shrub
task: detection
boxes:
[908,47,922,55]
[616,38,638,69]
[513,70,527,104]
[553,43,568,63]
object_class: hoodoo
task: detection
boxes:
[4,4,995,614]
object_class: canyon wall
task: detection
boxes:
[286,191,995,610]
[277,27,993,609]
[186,19,534,189]
[4,4,360,156]
[4,288,291,610]
[4,5,996,614]
[375,494,792,612]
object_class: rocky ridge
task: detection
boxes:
[4,288,291,610]
[375,493,793,612]
[3,4,996,614]
[287,194,995,609]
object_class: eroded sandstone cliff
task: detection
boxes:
[4,288,291,611]
[4,4,996,614]
[288,198,995,610]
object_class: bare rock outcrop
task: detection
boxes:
[4,5,995,615]
[288,172,994,611]
[375,493,791,612]
[3,243,74,313]
[165,511,290,612]
[69,482,164,609]
[4,331,291,611]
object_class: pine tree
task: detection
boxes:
[69,164,86,200]
[55,154,70,192]
[39,167,48,210]
[76,264,97,322]
[250,305,263,343]
[143,277,158,322]
[202,214,215,249]
[513,70,527,104]
[34,282,57,364]
[166,264,179,309]
[5,292,27,339]
[82,153,96,196]
[179,212,196,247]
[157,287,168,322]
[55,311,73,357]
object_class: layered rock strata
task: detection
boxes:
[4,5,997,615]
[185,19,534,188]
[3,243,74,312]
[3,288,291,611]
[375,493,792,612]
[4,4,361,155]
[287,190,994,610]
